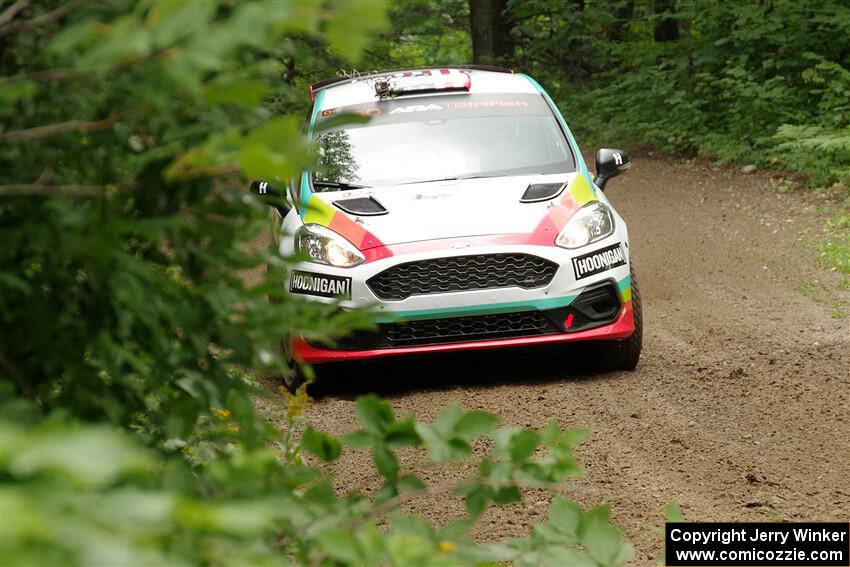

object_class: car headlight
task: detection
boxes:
[294,224,365,268]
[555,201,615,249]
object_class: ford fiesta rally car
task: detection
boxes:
[251,66,641,390]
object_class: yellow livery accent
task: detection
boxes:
[568,173,596,205]
[302,194,337,226]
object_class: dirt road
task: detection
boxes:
[260,157,850,564]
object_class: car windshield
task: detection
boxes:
[312,93,576,189]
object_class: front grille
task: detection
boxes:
[314,310,560,350]
[367,253,558,301]
[388,310,556,346]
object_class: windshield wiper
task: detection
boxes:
[397,175,496,186]
[312,179,370,190]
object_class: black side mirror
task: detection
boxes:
[249,180,291,216]
[594,148,630,190]
[249,180,281,197]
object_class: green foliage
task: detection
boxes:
[302,425,343,462]
[0,0,377,447]
[775,125,850,186]
[364,0,849,186]
[3,396,632,566]
[508,0,613,81]
[822,213,850,276]
[665,501,685,523]
[815,210,850,298]
[523,0,850,188]
[1,1,630,565]
[361,0,472,69]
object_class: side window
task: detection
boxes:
[539,95,578,171]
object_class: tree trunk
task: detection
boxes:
[653,0,679,42]
[608,0,634,41]
[469,0,513,65]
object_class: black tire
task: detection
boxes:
[280,337,337,394]
[594,266,643,371]
[281,334,308,393]
[281,361,309,393]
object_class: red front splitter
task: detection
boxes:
[292,302,634,364]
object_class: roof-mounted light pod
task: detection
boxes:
[373,69,471,99]
[375,79,391,98]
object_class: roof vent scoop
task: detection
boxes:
[520,182,566,203]
[333,196,388,216]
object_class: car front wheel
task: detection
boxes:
[281,334,308,393]
[593,266,643,371]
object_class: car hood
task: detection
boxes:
[309,172,592,248]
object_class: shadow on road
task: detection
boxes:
[307,342,620,400]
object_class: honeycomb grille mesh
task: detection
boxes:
[367,254,558,300]
[319,310,559,350]
[387,310,555,346]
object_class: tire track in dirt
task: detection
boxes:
[260,156,849,565]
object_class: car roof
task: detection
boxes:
[314,66,539,110]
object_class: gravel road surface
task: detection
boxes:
[258,156,849,564]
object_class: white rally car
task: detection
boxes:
[251,66,641,390]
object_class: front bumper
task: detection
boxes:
[292,299,634,363]
[286,232,635,363]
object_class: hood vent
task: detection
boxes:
[520,182,566,203]
[333,196,388,216]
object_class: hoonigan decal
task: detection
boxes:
[572,243,627,280]
[289,270,352,299]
